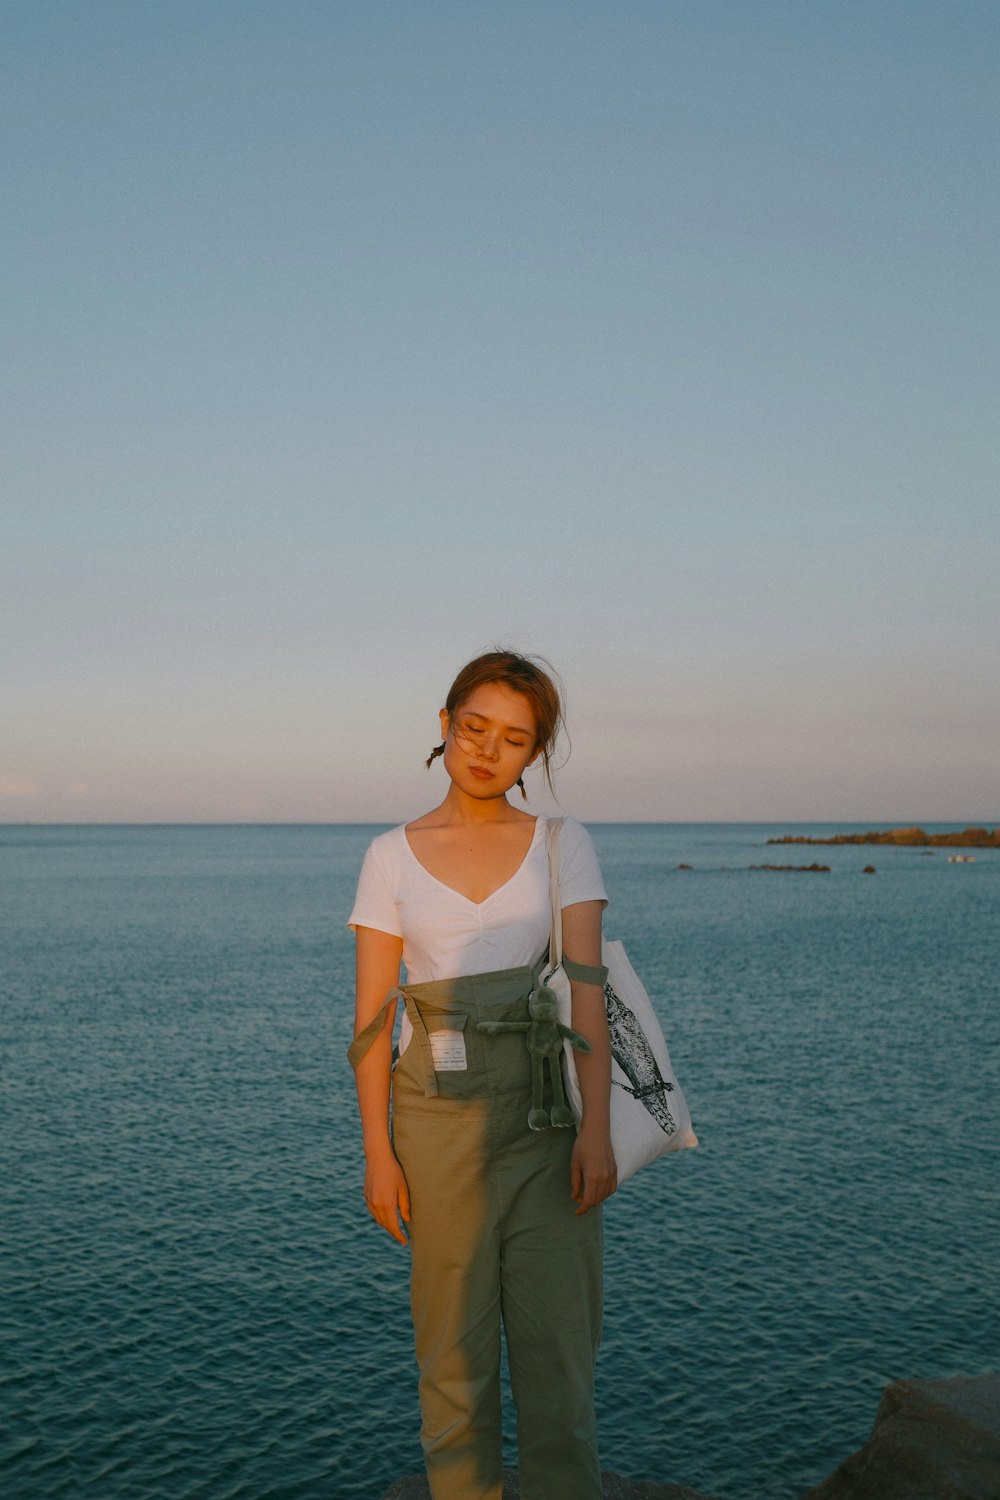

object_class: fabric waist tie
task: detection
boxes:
[347,985,406,1074]
[347,954,608,1073]
[560,956,608,987]
[348,956,559,1098]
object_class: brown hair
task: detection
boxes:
[426,649,566,795]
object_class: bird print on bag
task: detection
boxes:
[604,981,678,1135]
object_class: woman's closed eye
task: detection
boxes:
[457,720,527,751]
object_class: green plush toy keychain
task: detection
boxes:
[478,984,591,1130]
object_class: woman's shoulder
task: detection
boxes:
[551,814,596,846]
[361,822,410,865]
[551,816,607,897]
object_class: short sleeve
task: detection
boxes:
[347,837,403,938]
[557,818,608,910]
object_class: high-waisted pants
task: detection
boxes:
[391,964,603,1500]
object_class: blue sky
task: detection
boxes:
[3,0,998,822]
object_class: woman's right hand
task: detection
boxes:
[353,927,409,1244]
[364,1146,411,1246]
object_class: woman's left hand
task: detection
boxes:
[570,1124,618,1214]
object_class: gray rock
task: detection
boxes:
[379,1470,717,1499]
[800,1373,1000,1500]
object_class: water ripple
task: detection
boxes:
[1,824,997,1500]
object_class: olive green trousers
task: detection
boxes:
[391,964,603,1500]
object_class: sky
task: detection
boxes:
[3,0,998,824]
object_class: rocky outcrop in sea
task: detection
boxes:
[766,826,1000,848]
[748,862,831,872]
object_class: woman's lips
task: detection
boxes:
[470,767,494,780]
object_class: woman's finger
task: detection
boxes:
[373,1205,408,1245]
[574,1169,617,1214]
[367,1195,408,1245]
[569,1156,584,1202]
[574,1173,597,1214]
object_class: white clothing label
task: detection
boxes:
[429,1029,468,1071]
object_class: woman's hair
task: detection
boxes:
[426,649,566,795]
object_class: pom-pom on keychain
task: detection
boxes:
[477,984,591,1130]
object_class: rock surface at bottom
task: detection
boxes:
[800,1373,1000,1500]
[378,1372,1000,1500]
[379,1471,716,1499]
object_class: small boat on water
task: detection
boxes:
[947,854,976,863]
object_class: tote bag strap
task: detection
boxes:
[544,817,609,988]
[545,817,566,966]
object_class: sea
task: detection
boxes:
[2,823,997,1500]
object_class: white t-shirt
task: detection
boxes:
[348,815,607,1053]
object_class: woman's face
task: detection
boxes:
[440,682,539,801]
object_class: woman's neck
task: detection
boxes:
[431,786,529,826]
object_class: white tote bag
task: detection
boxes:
[542,819,698,1184]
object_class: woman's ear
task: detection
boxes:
[439,708,449,740]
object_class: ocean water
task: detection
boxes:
[2,823,997,1500]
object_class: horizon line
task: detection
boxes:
[2,818,997,830]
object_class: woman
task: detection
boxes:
[348,650,616,1500]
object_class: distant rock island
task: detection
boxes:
[749,863,831,872]
[767,826,1000,848]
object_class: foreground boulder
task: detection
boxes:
[379,1471,716,1499]
[801,1373,1000,1500]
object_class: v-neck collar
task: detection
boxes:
[402,815,545,907]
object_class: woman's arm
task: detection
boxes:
[561,899,617,1214]
[353,925,410,1245]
